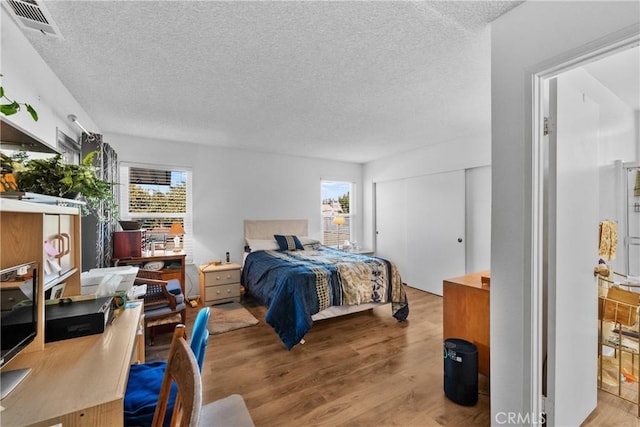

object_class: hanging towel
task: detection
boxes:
[598,220,618,261]
[634,170,640,197]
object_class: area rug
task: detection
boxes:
[208,302,259,335]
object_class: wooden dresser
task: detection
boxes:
[443,270,490,377]
[114,252,186,296]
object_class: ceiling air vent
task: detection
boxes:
[2,0,63,38]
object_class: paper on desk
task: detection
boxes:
[125,300,143,309]
[127,284,147,300]
[19,278,35,301]
[45,258,62,275]
[95,274,123,297]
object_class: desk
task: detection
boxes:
[0,303,143,426]
[443,270,490,377]
[114,252,186,296]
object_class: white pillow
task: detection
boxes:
[298,236,320,245]
[246,239,279,252]
[298,236,321,250]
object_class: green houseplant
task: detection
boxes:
[13,151,117,219]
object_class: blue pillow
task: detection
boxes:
[274,234,304,251]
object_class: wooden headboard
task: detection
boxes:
[244,219,308,241]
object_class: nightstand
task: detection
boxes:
[199,262,242,305]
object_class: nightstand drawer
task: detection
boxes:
[205,284,240,302]
[204,269,241,286]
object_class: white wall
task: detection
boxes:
[0,10,97,148]
[491,1,639,423]
[466,166,491,273]
[567,67,637,273]
[106,132,362,297]
[636,110,640,155]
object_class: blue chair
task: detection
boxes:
[124,307,211,427]
[190,305,210,369]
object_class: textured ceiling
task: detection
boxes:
[17,1,524,163]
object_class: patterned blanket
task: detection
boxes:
[241,246,409,349]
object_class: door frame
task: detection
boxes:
[529,31,640,421]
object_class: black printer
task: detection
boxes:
[45,297,114,343]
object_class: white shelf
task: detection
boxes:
[43,268,78,292]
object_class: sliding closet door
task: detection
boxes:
[375,180,407,274]
[375,171,465,295]
[405,171,465,295]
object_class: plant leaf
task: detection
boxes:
[0,102,19,116]
[25,104,38,121]
[0,86,4,98]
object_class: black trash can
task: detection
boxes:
[443,338,478,406]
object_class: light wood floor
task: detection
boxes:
[146,286,640,426]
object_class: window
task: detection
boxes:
[120,163,193,262]
[321,180,352,247]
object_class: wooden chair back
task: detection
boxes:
[152,325,202,427]
[136,277,179,310]
[135,277,187,344]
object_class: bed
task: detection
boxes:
[241,219,409,349]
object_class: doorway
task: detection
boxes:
[534,40,640,425]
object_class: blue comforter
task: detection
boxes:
[241,246,408,349]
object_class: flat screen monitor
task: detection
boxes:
[0,261,37,400]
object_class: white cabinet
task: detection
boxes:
[43,214,77,286]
